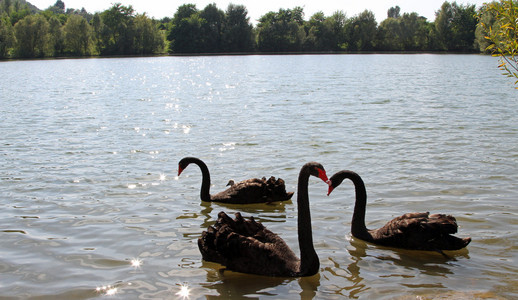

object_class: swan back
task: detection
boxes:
[198,212,300,276]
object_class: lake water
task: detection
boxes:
[0,54,517,299]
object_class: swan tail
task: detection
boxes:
[265,176,293,201]
[198,225,225,264]
[431,235,472,251]
[198,212,266,264]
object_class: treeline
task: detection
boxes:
[0,0,503,58]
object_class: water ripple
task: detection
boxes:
[0,55,517,299]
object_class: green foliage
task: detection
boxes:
[167,3,254,53]
[46,0,65,15]
[96,3,165,55]
[304,11,340,51]
[199,3,225,52]
[14,14,49,57]
[345,10,377,51]
[63,14,91,55]
[378,12,433,51]
[100,3,135,55]
[0,14,15,57]
[388,6,401,19]
[478,0,518,87]
[90,13,104,54]
[8,4,31,25]
[48,15,64,55]
[475,3,497,52]
[0,1,498,58]
[435,1,478,51]
[134,14,165,54]
[377,17,403,50]
[167,4,203,53]
[256,7,306,52]
[222,4,254,52]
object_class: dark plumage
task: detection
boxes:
[178,157,294,204]
[198,162,329,277]
[327,170,471,251]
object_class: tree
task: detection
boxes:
[222,4,254,52]
[48,15,65,56]
[475,2,497,52]
[133,13,165,54]
[305,11,329,51]
[256,7,306,52]
[48,0,65,15]
[0,14,15,58]
[388,6,401,19]
[435,1,455,50]
[345,10,377,51]
[90,12,104,54]
[7,1,31,25]
[199,3,225,52]
[14,14,50,57]
[63,14,91,55]
[100,3,135,55]
[377,17,403,50]
[400,13,431,50]
[1,0,12,15]
[328,11,348,51]
[54,0,65,11]
[167,4,204,53]
[435,1,477,51]
[478,0,518,87]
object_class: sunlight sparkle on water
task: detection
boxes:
[176,283,190,299]
[130,258,142,269]
[159,173,166,181]
[96,285,118,296]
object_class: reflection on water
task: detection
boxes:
[1,55,517,299]
[325,239,368,298]
[203,265,294,299]
[324,235,472,298]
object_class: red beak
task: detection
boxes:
[178,167,184,176]
[318,168,329,183]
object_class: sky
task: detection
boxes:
[28,0,489,23]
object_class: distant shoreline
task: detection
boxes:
[0,51,486,62]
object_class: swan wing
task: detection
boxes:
[212,177,293,203]
[372,212,469,250]
[199,212,299,276]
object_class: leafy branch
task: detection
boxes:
[479,0,518,88]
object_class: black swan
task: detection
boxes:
[178,157,294,204]
[198,162,329,276]
[327,170,471,251]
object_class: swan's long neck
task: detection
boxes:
[297,166,319,276]
[190,158,212,202]
[347,172,371,241]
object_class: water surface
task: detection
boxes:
[0,54,517,299]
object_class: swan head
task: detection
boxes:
[226,180,235,186]
[178,157,194,176]
[326,170,360,196]
[327,172,346,195]
[178,165,186,176]
[306,162,329,183]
